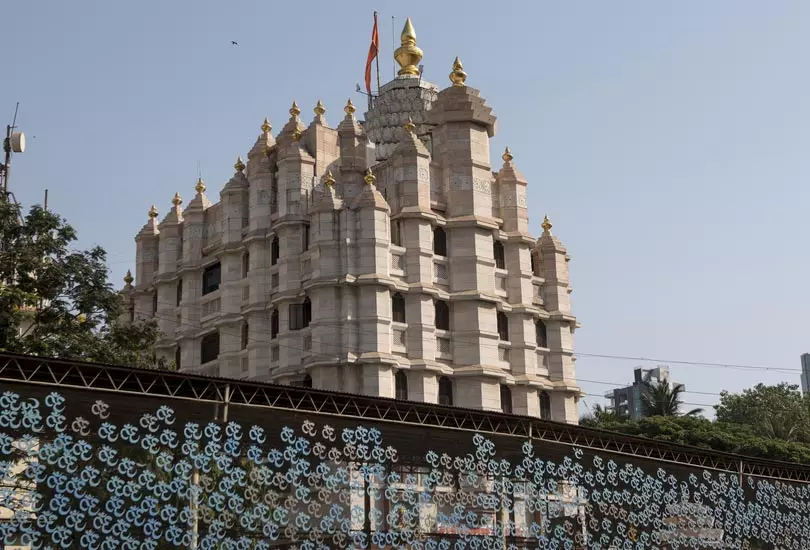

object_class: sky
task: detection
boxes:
[4,1,810,414]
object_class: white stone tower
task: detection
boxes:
[123,18,582,422]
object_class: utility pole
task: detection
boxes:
[1,103,26,199]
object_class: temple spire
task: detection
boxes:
[394,17,423,76]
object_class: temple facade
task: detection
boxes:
[121,19,581,422]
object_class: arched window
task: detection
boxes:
[500,385,512,414]
[200,332,220,364]
[176,277,183,306]
[395,370,408,400]
[438,376,453,406]
[271,309,279,339]
[302,374,313,388]
[539,391,552,420]
[497,312,509,341]
[241,322,249,350]
[434,300,450,331]
[390,220,402,246]
[493,241,505,269]
[433,227,447,256]
[392,293,406,323]
[535,319,548,348]
[271,236,280,265]
[242,252,250,278]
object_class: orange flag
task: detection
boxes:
[365,12,379,95]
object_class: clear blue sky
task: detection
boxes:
[5,1,810,412]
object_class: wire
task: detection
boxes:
[576,352,800,374]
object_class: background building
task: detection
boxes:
[121,19,581,422]
[605,366,680,420]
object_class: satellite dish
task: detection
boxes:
[10,132,25,153]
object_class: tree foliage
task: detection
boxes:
[584,380,810,464]
[641,381,703,417]
[715,382,808,442]
[0,199,166,369]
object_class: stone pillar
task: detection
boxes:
[155,195,184,363]
[133,206,160,322]
[538,217,580,423]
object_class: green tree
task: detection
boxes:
[0,199,166,369]
[715,383,807,442]
[580,403,621,427]
[641,381,703,417]
[590,415,810,464]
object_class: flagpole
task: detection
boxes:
[375,11,381,97]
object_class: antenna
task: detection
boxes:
[1,102,26,198]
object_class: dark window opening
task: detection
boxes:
[242,252,250,278]
[271,309,279,339]
[497,311,509,341]
[438,376,453,406]
[241,322,249,350]
[176,278,183,306]
[395,370,408,400]
[536,319,548,348]
[500,385,512,414]
[539,391,552,420]
[392,293,406,323]
[303,224,310,251]
[434,300,450,331]
[175,346,181,370]
[202,263,221,295]
[433,226,447,256]
[494,241,505,269]
[530,253,537,275]
[152,292,158,315]
[271,236,280,265]
[289,298,312,330]
[391,220,402,246]
[200,332,220,364]
[302,374,313,388]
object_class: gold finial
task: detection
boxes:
[449,56,467,86]
[363,168,376,186]
[502,147,513,163]
[234,156,245,172]
[195,177,206,194]
[314,100,326,116]
[344,98,356,116]
[289,101,301,118]
[261,117,272,134]
[172,192,182,207]
[77,313,87,324]
[148,205,159,219]
[404,117,416,134]
[394,17,423,76]
[124,270,134,285]
[292,128,303,142]
[541,215,552,233]
[323,170,335,187]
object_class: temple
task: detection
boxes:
[121,19,582,422]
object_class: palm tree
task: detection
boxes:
[580,403,620,427]
[641,381,703,417]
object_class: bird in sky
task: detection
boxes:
[231,41,238,45]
